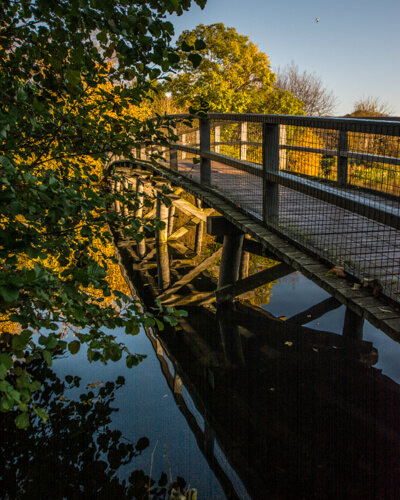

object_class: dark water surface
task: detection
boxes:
[2,273,400,499]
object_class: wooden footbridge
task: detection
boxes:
[109,113,400,338]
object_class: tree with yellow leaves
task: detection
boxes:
[0,0,206,427]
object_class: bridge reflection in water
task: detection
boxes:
[113,196,400,500]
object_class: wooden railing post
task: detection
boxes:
[200,118,211,186]
[181,133,187,160]
[279,125,287,170]
[239,122,247,161]
[262,123,280,225]
[337,130,348,185]
[170,127,178,171]
[214,125,220,153]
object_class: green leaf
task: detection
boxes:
[66,69,81,85]
[42,350,53,367]
[45,335,59,349]
[162,196,172,208]
[155,318,164,331]
[0,354,13,371]
[16,87,28,102]
[188,53,202,68]
[126,354,139,368]
[168,52,180,65]
[80,225,92,237]
[194,39,206,50]
[68,340,81,355]
[125,323,140,335]
[0,364,7,380]
[0,395,15,412]
[15,412,30,429]
[181,40,193,52]
[33,407,49,423]
[12,330,32,351]
[0,285,19,302]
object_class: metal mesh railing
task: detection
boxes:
[143,113,400,303]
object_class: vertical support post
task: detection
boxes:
[195,128,200,146]
[156,196,169,243]
[342,307,364,340]
[135,179,146,259]
[170,126,178,172]
[114,180,121,213]
[262,123,280,225]
[156,195,170,292]
[239,234,250,279]
[194,198,203,255]
[218,227,244,290]
[204,421,215,457]
[217,302,245,366]
[239,122,247,161]
[200,118,211,187]
[214,125,220,154]
[279,125,287,170]
[139,143,146,161]
[167,205,175,236]
[338,130,348,185]
[121,178,128,217]
[173,373,182,395]
[181,133,186,160]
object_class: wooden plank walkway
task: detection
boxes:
[174,158,400,304]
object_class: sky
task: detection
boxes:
[168,0,400,116]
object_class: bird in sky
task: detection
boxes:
[315,17,319,23]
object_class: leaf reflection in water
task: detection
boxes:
[0,353,188,499]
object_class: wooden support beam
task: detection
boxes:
[207,215,236,236]
[343,306,365,340]
[215,262,294,303]
[167,239,193,256]
[168,196,211,221]
[157,247,223,301]
[161,291,216,307]
[241,237,279,260]
[287,296,342,326]
[144,207,156,219]
[168,218,201,241]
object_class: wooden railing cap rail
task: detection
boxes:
[156,112,400,136]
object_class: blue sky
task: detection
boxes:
[168,0,400,116]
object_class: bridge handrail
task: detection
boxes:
[111,113,400,304]
[156,113,400,201]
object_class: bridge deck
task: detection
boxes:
[175,158,400,303]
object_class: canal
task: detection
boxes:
[2,221,400,499]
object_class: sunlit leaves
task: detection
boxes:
[0,0,207,426]
[165,23,303,115]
